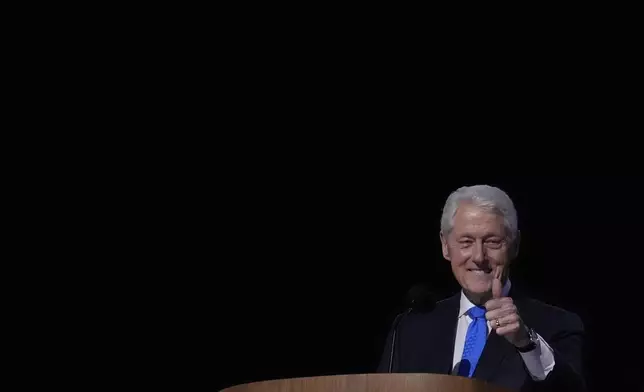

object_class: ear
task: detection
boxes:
[440,231,451,261]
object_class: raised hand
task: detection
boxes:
[484,266,531,347]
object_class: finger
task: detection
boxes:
[485,303,517,321]
[492,314,521,333]
[484,299,502,311]
[484,297,512,311]
[497,313,521,326]
[486,303,515,321]
[495,323,521,336]
[492,265,504,299]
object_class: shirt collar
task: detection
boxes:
[458,278,512,318]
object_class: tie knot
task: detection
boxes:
[467,306,486,319]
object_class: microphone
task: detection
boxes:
[405,284,436,313]
[387,283,436,373]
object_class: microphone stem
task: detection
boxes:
[388,308,411,373]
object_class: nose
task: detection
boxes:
[472,240,485,263]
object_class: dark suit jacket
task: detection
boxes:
[376,290,586,392]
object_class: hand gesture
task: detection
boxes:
[484,267,531,347]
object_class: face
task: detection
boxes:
[440,203,516,301]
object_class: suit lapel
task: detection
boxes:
[427,294,460,374]
[472,327,514,380]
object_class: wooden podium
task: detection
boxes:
[220,373,516,392]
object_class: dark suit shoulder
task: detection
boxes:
[516,297,584,336]
[425,291,460,318]
[435,292,460,306]
[400,292,459,329]
[435,292,460,310]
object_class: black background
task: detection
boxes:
[181,175,640,391]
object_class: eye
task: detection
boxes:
[458,239,473,248]
[485,240,502,249]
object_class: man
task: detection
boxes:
[377,185,586,392]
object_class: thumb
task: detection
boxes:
[492,266,503,299]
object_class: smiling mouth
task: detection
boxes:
[467,268,492,274]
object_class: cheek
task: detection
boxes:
[451,248,471,265]
[487,250,507,264]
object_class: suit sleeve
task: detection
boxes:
[528,312,587,392]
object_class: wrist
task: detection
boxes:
[515,326,538,352]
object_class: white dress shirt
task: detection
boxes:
[451,279,556,380]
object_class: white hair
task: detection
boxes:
[440,184,519,243]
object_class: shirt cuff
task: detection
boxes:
[519,333,555,381]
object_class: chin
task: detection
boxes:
[464,281,492,296]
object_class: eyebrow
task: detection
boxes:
[457,233,503,240]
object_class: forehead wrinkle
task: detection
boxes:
[452,205,506,239]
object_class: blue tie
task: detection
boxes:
[457,306,488,377]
